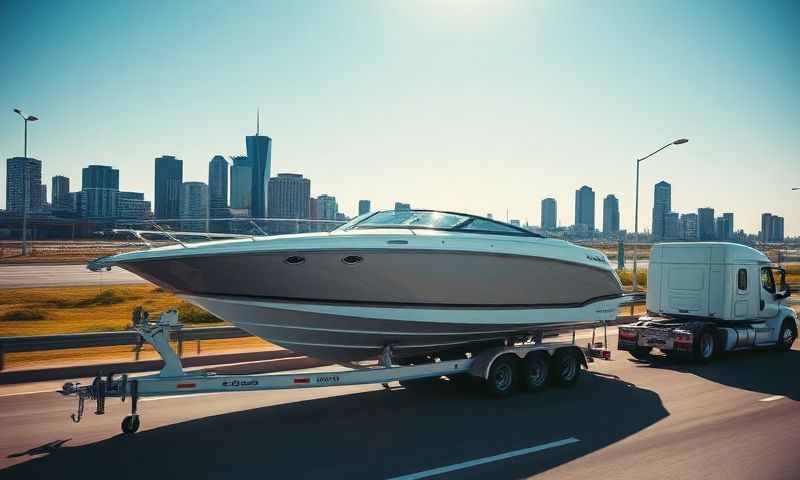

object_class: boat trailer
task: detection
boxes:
[59,310,614,434]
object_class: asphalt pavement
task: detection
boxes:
[0,335,797,479]
[0,264,145,288]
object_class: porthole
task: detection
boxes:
[341,255,364,265]
[284,255,305,265]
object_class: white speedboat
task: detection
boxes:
[89,210,624,362]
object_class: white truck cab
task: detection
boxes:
[619,243,798,362]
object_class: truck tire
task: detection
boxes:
[775,319,797,352]
[693,328,716,364]
[520,351,550,393]
[484,354,518,397]
[550,348,581,388]
[628,347,653,360]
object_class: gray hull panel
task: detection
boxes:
[124,249,621,307]
[184,294,623,362]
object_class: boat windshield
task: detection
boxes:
[340,210,540,237]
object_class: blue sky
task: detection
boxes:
[1,0,798,234]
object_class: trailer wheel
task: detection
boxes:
[521,352,550,392]
[775,319,797,352]
[121,415,140,434]
[693,329,716,363]
[484,354,518,397]
[628,347,653,360]
[551,348,581,388]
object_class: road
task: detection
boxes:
[0,264,145,288]
[0,337,798,479]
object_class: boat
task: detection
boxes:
[88,210,625,362]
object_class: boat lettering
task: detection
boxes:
[586,254,606,263]
[315,375,340,384]
[222,380,259,388]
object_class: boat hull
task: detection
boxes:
[182,294,624,362]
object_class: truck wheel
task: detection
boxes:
[693,329,716,363]
[550,349,581,388]
[775,320,797,352]
[628,347,653,360]
[520,351,550,392]
[484,354,518,397]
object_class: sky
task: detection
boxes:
[1,0,798,235]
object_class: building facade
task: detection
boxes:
[229,155,252,211]
[541,197,557,230]
[574,185,595,233]
[698,207,715,240]
[52,175,71,211]
[246,134,271,218]
[680,213,698,241]
[722,213,734,240]
[317,194,338,220]
[761,213,785,242]
[268,174,311,219]
[154,155,183,219]
[358,200,371,216]
[602,194,619,235]
[6,157,42,213]
[80,165,119,218]
[116,191,152,221]
[651,181,671,240]
[664,212,680,240]
[180,182,209,232]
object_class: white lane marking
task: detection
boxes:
[759,395,785,402]
[0,389,57,398]
[385,437,580,480]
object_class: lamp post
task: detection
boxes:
[632,138,688,292]
[13,108,39,256]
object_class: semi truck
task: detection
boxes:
[618,242,798,362]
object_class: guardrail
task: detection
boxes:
[0,326,250,371]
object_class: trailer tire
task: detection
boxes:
[551,348,581,388]
[121,415,140,434]
[628,347,653,360]
[775,319,797,352]
[520,351,551,393]
[484,354,518,397]
[693,328,716,364]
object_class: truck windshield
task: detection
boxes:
[760,268,776,293]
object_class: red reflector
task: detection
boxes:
[177,383,196,389]
[293,378,310,384]
[619,330,637,340]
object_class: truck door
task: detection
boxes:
[732,266,750,319]
[757,267,781,325]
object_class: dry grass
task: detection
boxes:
[3,337,276,371]
[616,269,648,287]
[0,285,223,337]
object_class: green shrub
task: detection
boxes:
[177,302,221,324]
[1,308,47,321]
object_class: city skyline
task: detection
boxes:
[1,1,798,234]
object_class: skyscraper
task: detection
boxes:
[541,198,557,230]
[395,202,411,211]
[246,115,271,219]
[722,212,734,240]
[771,216,784,242]
[80,165,119,218]
[664,212,680,239]
[602,194,619,235]
[154,155,183,219]
[760,213,784,242]
[358,200,371,216]
[52,175,71,211]
[40,184,48,207]
[574,185,595,233]
[715,215,730,241]
[317,194,338,220]
[5,157,42,213]
[117,191,152,220]
[229,155,252,211]
[680,213,698,240]
[268,174,311,219]
[651,181,671,240]
[180,182,209,232]
[698,207,715,240]
[208,155,229,232]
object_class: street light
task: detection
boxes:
[632,138,688,292]
[13,108,39,256]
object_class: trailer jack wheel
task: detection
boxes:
[122,415,140,434]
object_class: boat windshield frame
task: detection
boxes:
[337,210,542,237]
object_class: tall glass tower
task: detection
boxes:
[246,112,271,218]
